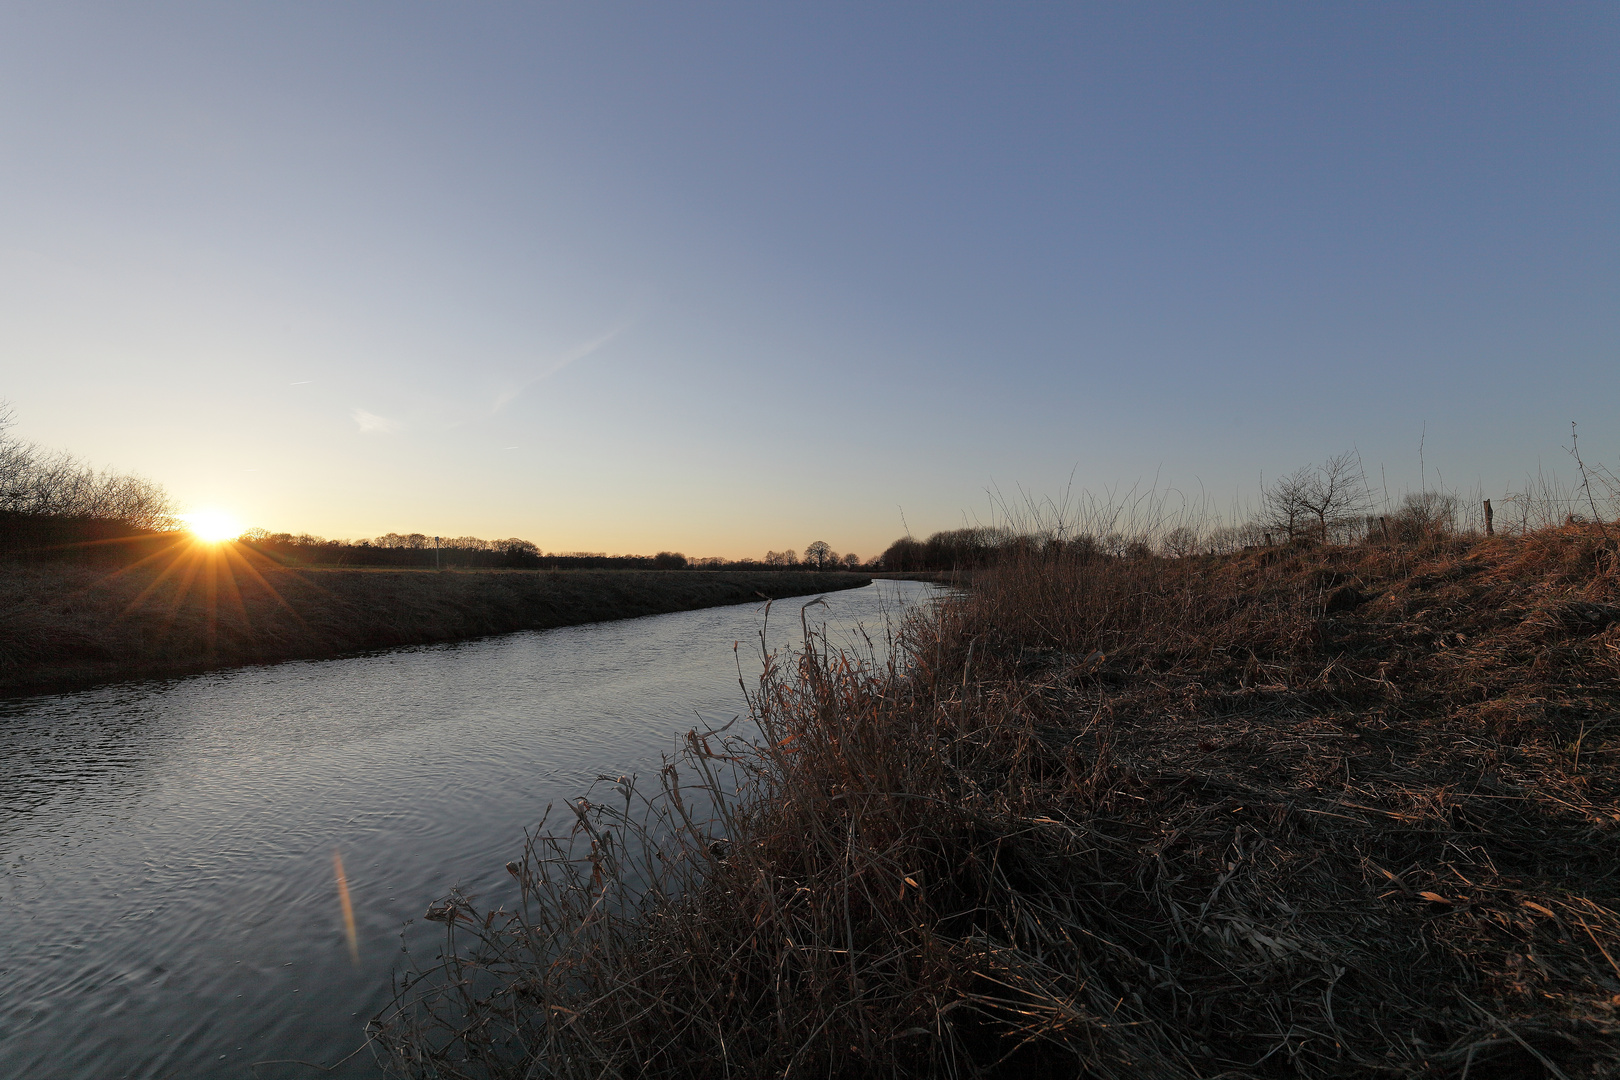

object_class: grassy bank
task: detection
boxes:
[382,525,1620,1079]
[0,547,870,696]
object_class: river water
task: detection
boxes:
[0,580,939,1080]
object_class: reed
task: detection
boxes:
[378,523,1620,1078]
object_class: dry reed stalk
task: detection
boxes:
[378,526,1620,1079]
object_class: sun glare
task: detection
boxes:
[184,509,242,543]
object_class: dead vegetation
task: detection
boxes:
[0,551,870,696]
[378,525,1620,1079]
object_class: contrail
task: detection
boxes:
[493,319,634,412]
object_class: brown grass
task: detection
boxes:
[377,526,1620,1079]
[0,543,871,696]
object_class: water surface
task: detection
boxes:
[0,580,938,1079]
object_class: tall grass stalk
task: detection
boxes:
[379,526,1620,1078]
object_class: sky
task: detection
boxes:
[1,3,1615,559]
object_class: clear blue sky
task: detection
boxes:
[2,3,1615,558]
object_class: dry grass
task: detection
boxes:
[0,546,870,696]
[378,525,1620,1079]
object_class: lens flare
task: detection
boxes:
[333,849,359,964]
[182,509,241,543]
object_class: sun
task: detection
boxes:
[183,508,243,543]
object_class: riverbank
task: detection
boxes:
[0,552,871,697]
[386,524,1620,1078]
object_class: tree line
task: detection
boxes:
[0,403,176,557]
[1,403,175,531]
[0,404,878,570]
[761,541,863,570]
[12,396,1596,573]
[242,532,873,572]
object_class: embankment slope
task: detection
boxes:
[385,525,1620,1078]
[0,559,870,697]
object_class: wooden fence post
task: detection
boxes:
[1483,499,1493,536]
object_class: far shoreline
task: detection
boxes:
[2,563,876,699]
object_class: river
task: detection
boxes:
[0,579,940,1079]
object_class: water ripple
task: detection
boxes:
[0,580,937,1079]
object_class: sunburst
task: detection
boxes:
[181,508,243,543]
[79,514,302,659]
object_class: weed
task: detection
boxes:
[380,526,1620,1078]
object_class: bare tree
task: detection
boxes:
[841,552,861,569]
[0,401,176,530]
[0,402,34,501]
[1264,453,1370,542]
[1300,451,1371,540]
[802,540,834,569]
[499,538,541,558]
[1097,532,1131,558]
[1262,467,1314,540]
[1159,525,1200,558]
[1206,522,1266,554]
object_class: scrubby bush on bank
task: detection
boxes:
[0,403,177,559]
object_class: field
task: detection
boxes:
[382,524,1620,1079]
[0,548,870,696]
